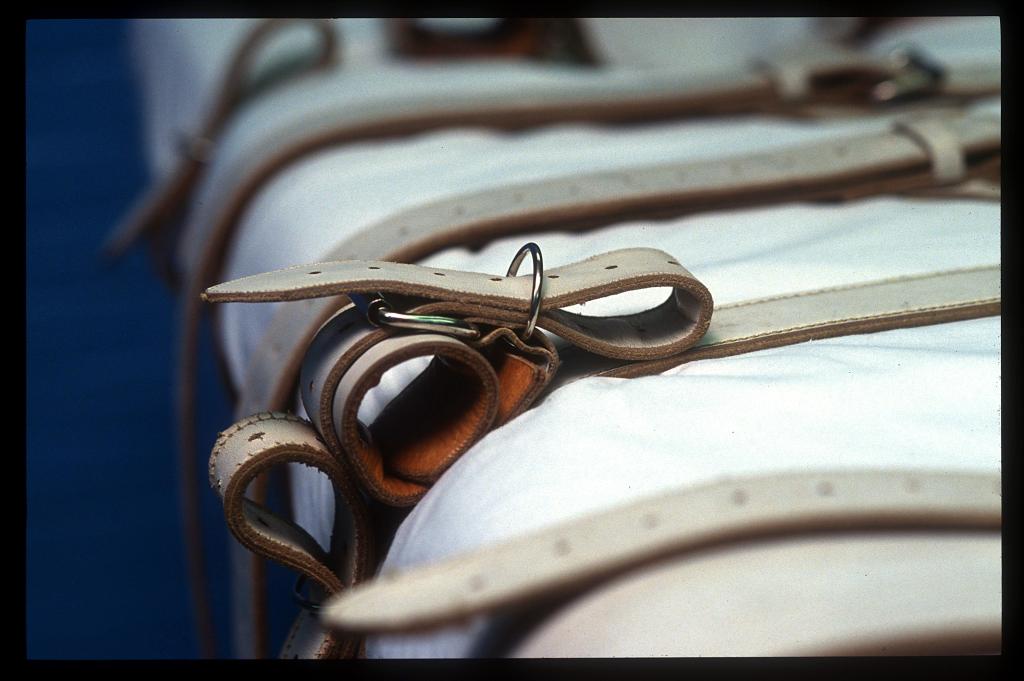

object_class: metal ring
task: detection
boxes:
[292,575,321,613]
[505,242,543,340]
[350,292,480,340]
[374,306,481,340]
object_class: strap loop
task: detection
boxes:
[893,118,967,183]
[205,247,714,363]
[208,411,374,656]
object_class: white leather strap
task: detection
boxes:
[230,112,999,423]
[546,264,1000,386]
[208,411,376,657]
[510,530,1000,656]
[894,118,968,182]
[319,469,1000,633]
[206,248,714,362]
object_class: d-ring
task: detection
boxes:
[505,242,543,340]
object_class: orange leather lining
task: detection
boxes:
[374,358,496,483]
[343,347,500,503]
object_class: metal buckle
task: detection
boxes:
[870,47,945,104]
[349,242,545,342]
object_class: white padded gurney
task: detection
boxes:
[134,17,1001,657]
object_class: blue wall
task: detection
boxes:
[25,19,258,658]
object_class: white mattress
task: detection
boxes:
[132,17,1001,657]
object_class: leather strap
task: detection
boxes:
[206,248,714,362]
[199,113,997,657]
[213,261,999,467]
[208,248,712,505]
[509,530,1001,656]
[297,314,557,506]
[103,19,339,285]
[194,110,997,656]
[318,469,1000,633]
[209,411,375,658]
[550,265,1001,385]
[207,255,998,654]
[238,113,999,416]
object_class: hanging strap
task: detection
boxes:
[209,411,374,658]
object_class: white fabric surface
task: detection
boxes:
[580,18,817,71]
[132,18,390,179]
[132,17,1001,657]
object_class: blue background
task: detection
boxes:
[26,19,295,658]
